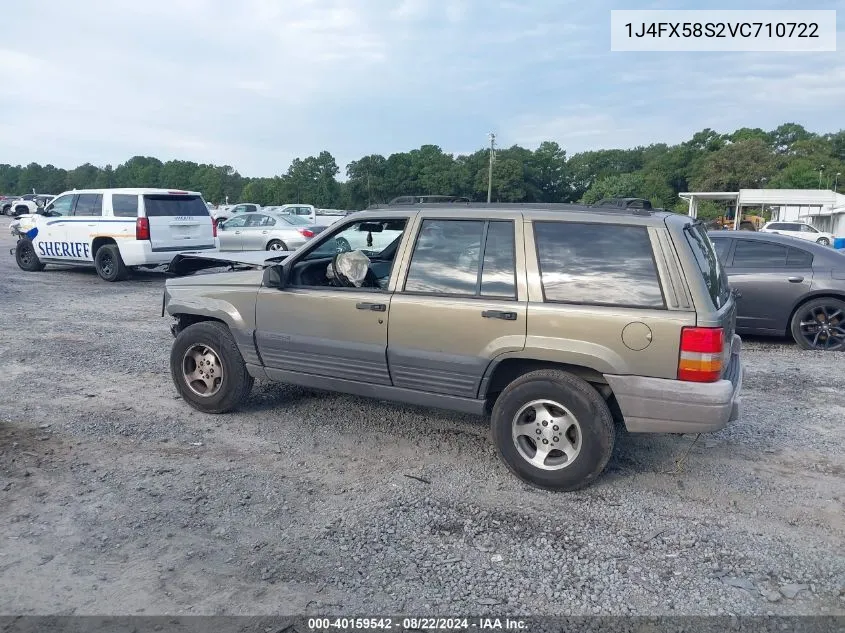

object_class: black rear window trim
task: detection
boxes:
[532,220,667,311]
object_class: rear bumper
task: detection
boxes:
[120,239,219,266]
[605,335,744,434]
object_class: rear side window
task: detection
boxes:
[404,219,516,298]
[684,223,731,309]
[733,240,788,266]
[73,193,102,216]
[534,222,664,308]
[787,248,813,267]
[144,195,209,217]
[112,194,139,217]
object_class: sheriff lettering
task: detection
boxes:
[37,241,91,259]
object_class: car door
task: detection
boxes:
[69,193,103,260]
[254,215,411,385]
[217,215,248,251]
[240,213,271,250]
[32,193,76,258]
[724,238,814,334]
[386,214,527,399]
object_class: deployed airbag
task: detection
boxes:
[327,250,371,287]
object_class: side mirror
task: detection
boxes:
[263,264,287,289]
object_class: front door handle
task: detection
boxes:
[787,276,804,283]
[356,302,386,312]
[482,310,517,321]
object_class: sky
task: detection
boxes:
[1,0,843,177]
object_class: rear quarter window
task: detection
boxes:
[533,222,664,308]
[112,194,139,217]
[144,195,209,217]
[684,223,731,309]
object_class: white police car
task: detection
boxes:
[13,188,219,281]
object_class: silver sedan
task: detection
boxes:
[217,212,325,252]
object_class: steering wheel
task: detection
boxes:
[329,253,356,288]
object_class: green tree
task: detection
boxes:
[581,172,648,204]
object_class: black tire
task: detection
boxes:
[94,244,129,282]
[2,205,12,216]
[490,369,615,491]
[15,239,45,272]
[266,239,287,251]
[170,321,254,413]
[790,297,845,351]
[817,237,830,246]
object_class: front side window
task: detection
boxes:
[304,219,406,261]
[404,219,516,298]
[45,194,74,216]
[221,215,248,228]
[732,240,789,267]
[112,194,139,217]
[800,224,818,233]
[535,222,665,308]
[73,193,103,216]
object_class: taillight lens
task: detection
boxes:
[212,217,217,238]
[678,327,724,382]
[136,217,150,241]
[298,228,314,238]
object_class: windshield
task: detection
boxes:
[684,222,731,309]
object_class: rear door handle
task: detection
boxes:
[787,276,804,283]
[356,302,386,312]
[482,310,517,320]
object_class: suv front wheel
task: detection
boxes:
[170,321,255,413]
[490,369,615,491]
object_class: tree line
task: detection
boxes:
[2,123,843,213]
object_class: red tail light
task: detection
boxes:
[298,228,314,238]
[136,217,150,241]
[212,217,217,238]
[678,327,724,382]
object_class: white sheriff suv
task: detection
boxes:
[12,188,219,281]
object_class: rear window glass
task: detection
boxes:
[112,194,139,217]
[534,222,664,308]
[144,195,209,217]
[684,223,731,309]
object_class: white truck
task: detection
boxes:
[11,188,218,281]
[276,204,351,226]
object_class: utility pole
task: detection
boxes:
[487,132,496,204]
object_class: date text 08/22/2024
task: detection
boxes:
[307,618,527,631]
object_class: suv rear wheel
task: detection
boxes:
[94,244,129,282]
[490,369,615,491]
[170,321,254,413]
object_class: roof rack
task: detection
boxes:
[366,201,656,216]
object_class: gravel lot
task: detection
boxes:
[0,216,843,617]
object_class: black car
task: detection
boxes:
[708,230,845,351]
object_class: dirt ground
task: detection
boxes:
[0,217,843,617]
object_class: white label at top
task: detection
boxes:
[610,10,837,52]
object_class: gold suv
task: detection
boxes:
[163,203,743,491]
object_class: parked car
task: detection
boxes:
[13,188,218,281]
[163,203,743,491]
[217,211,326,252]
[5,193,55,216]
[277,204,349,226]
[211,203,260,225]
[760,221,834,246]
[709,230,845,351]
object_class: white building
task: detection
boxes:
[680,189,845,237]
